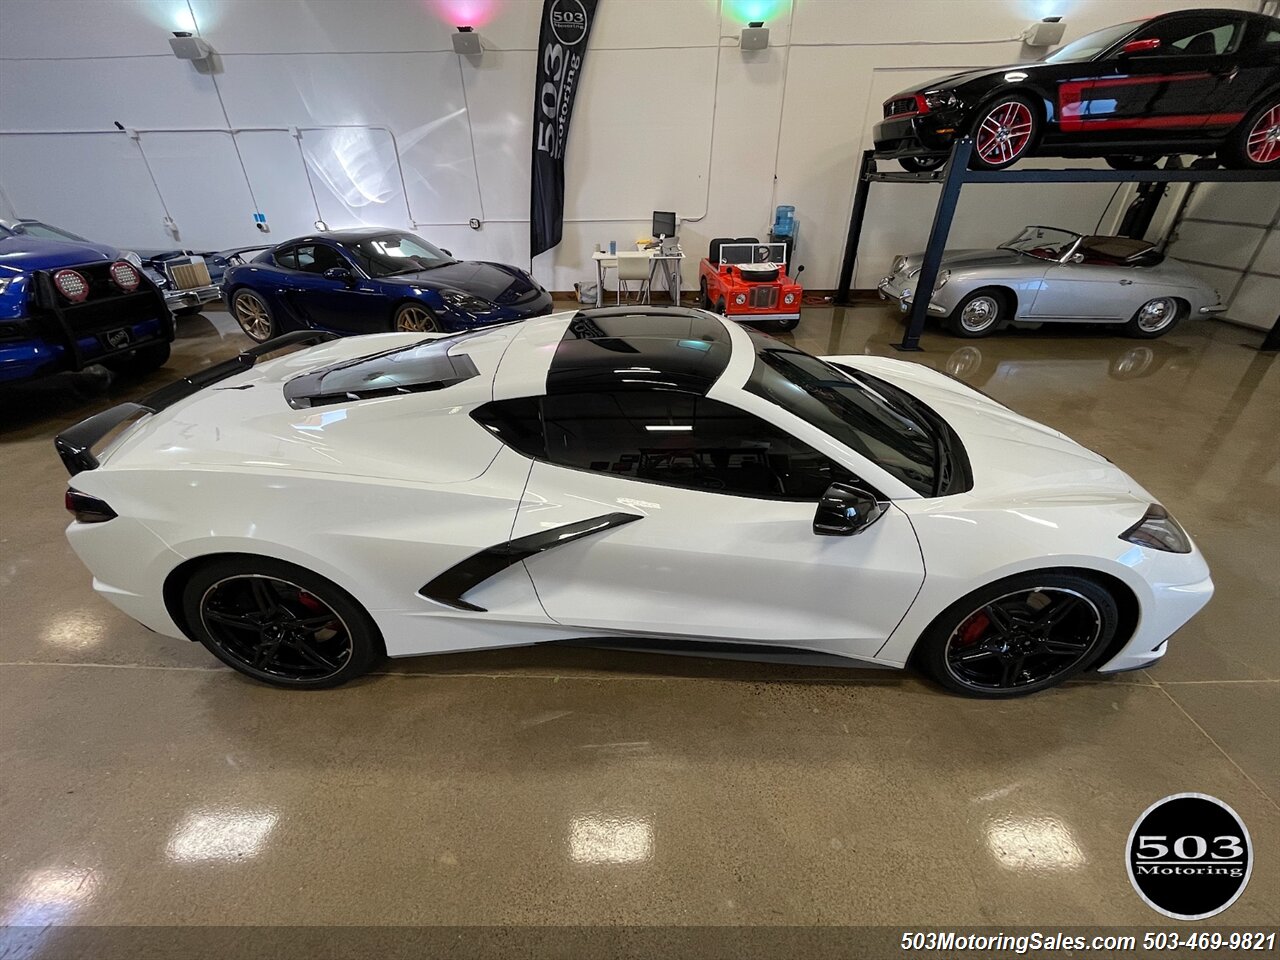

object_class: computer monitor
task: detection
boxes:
[652,210,677,239]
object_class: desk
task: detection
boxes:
[592,248,684,308]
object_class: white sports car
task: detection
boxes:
[56,307,1212,697]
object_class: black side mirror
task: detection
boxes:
[813,483,887,536]
[323,266,354,285]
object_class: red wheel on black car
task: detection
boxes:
[970,95,1038,170]
[1223,99,1280,169]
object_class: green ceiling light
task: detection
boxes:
[725,0,786,27]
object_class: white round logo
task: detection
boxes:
[549,0,589,46]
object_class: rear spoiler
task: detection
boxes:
[54,330,339,476]
[210,244,273,265]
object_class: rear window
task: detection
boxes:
[283,330,486,409]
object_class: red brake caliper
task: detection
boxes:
[955,611,990,647]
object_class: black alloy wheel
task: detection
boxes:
[182,557,384,688]
[916,572,1118,697]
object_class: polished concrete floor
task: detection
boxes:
[1,304,1277,945]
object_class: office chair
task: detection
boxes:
[616,251,653,304]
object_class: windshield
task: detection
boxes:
[343,233,454,278]
[11,220,87,242]
[1043,21,1140,62]
[743,333,953,496]
[999,225,1080,261]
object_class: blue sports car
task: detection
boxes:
[0,225,173,384]
[221,228,553,342]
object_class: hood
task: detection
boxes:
[891,64,1029,99]
[0,236,121,273]
[383,259,539,304]
[897,247,1028,278]
[826,355,1150,502]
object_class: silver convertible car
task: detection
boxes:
[879,226,1224,339]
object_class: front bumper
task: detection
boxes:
[877,277,947,316]
[1096,573,1214,674]
[873,109,965,160]
[454,290,554,329]
[162,284,222,310]
[0,316,169,384]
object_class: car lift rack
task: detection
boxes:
[835,137,1280,352]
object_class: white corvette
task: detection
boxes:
[56,307,1212,697]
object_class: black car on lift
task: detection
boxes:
[873,8,1280,171]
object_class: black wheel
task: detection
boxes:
[394,302,443,333]
[715,297,726,317]
[230,288,275,342]
[1221,98,1280,169]
[945,288,1008,338]
[773,314,800,331]
[915,572,1118,698]
[1123,296,1180,339]
[898,155,947,173]
[101,341,170,375]
[699,277,712,309]
[1105,155,1160,171]
[181,556,385,689]
[969,94,1039,170]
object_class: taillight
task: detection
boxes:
[53,269,90,302]
[65,488,117,523]
[109,260,141,292]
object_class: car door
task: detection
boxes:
[1027,246,1141,320]
[285,242,383,333]
[505,390,925,662]
[1058,13,1248,142]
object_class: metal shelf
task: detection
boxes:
[835,138,1280,351]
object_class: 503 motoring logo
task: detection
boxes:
[1127,793,1253,920]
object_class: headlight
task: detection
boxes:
[1121,504,1191,554]
[441,290,492,313]
[735,293,747,305]
[784,292,796,305]
[891,256,907,275]
[923,91,961,111]
[934,270,950,291]
[0,278,12,295]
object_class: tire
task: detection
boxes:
[101,341,170,376]
[898,155,947,173]
[1221,98,1280,169]
[1105,155,1160,171]
[230,288,276,343]
[945,288,1008,338]
[181,556,385,689]
[914,571,1119,698]
[1123,296,1181,339]
[773,314,800,331]
[394,302,443,333]
[969,94,1039,170]
[699,277,712,310]
[715,297,727,317]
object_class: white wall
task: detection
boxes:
[0,0,1264,302]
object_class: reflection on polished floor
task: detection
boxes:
[1,304,1276,941]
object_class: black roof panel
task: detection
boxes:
[547,308,732,395]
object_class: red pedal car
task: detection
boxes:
[699,238,804,331]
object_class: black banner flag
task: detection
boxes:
[530,0,599,257]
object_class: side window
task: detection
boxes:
[274,245,299,270]
[1133,16,1241,55]
[537,392,860,500]
[294,243,348,274]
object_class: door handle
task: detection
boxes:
[1119,279,1134,285]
